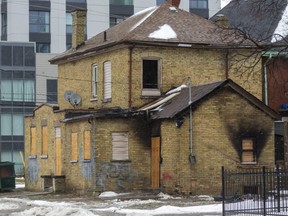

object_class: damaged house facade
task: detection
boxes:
[25,2,279,195]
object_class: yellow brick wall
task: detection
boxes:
[25,106,151,192]
[24,105,65,191]
[160,87,274,195]
[93,117,151,192]
[57,46,262,110]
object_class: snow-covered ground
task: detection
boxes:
[0,185,222,216]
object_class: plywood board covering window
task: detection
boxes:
[54,127,62,175]
[41,126,48,155]
[242,138,256,163]
[30,127,36,155]
[112,132,128,161]
[71,132,78,161]
[84,130,91,160]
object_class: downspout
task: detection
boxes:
[225,49,229,79]
[128,46,134,108]
[263,53,272,105]
[188,77,196,164]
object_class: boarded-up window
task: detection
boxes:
[30,127,36,155]
[103,61,111,100]
[41,126,48,155]
[242,138,256,163]
[84,130,91,160]
[71,132,78,161]
[112,132,128,161]
[55,127,62,175]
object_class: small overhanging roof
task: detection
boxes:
[139,79,280,120]
[50,2,256,64]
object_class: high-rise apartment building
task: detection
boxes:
[0,0,221,175]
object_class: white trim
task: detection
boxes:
[92,64,98,98]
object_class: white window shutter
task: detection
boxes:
[104,61,111,100]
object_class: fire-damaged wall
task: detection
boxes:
[93,117,151,192]
[160,87,275,195]
[220,88,273,162]
[25,107,152,193]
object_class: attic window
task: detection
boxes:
[241,138,257,164]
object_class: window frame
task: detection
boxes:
[66,12,72,34]
[190,0,208,9]
[91,64,98,99]
[142,58,162,97]
[36,43,50,53]
[241,138,257,164]
[29,11,50,33]
[1,13,7,35]
[110,0,133,5]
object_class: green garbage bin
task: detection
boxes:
[0,162,16,191]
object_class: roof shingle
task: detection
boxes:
[50,2,255,64]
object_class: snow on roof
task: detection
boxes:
[165,84,187,95]
[149,24,177,39]
[271,4,288,42]
[129,6,158,32]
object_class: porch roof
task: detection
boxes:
[139,79,280,120]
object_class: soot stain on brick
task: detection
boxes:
[224,116,272,160]
[130,118,151,148]
[217,88,273,160]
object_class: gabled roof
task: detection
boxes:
[50,2,254,64]
[211,0,288,45]
[139,79,280,120]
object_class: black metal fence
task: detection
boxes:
[222,166,288,216]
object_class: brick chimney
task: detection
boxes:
[215,14,229,28]
[166,0,180,8]
[71,9,87,49]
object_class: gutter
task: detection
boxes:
[263,53,272,105]
[50,40,258,65]
[128,46,134,108]
[188,78,196,164]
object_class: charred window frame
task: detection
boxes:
[241,138,257,164]
[142,58,162,97]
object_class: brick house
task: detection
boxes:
[211,0,288,167]
[211,0,288,113]
[24,2,278,195]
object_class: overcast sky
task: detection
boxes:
[221,0,232,8]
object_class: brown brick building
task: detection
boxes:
[25,2,278,195]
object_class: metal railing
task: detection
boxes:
[222,166,288,216]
